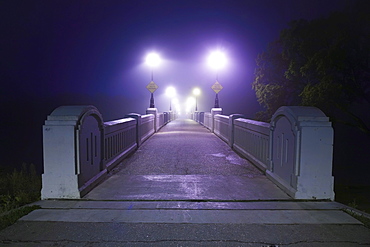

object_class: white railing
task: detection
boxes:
[141,114,155,143]
[233,118,270,171]
[42,106,172,199]
[214,114,229,143]
[199,112,205,124]
[197,106,335,200]
[204,112,212,130]
[104,118,137,170]
[158,113,164,129]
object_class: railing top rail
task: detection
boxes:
[142,114,154,119]
[104,118,136,126]
[214,114,229,119]
[235,118,270,128]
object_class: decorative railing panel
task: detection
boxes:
[141,114,155,143]
[42,106,172,199]
[197,107,335,200]
[103,118,137,170]
[204,112,212,130]
[214,114,230,143]
[233,118,270,171]
[158,113,164,130]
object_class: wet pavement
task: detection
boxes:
[84,118,289,201]
[1,118,370,246]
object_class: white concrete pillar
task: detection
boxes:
[211,108,222,133]
[41,105,104,199]
[146,108,158,132]
[267,106,335,200]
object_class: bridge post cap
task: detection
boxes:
[146,108,158,114]
[211,108,223,116]
[47,105,102,122]
[272,106,329,123]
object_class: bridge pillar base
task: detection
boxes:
[146,108,158,132]
[211,108,222,133]
[269,106,335,200]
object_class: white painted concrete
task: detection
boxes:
[42,105,104,199]
[42,106,165,199]
[268,106,335,200]
[211,108,222,133]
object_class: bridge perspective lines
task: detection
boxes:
[84,118,290,201]
[3,115,370,246]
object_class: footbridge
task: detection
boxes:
[2,106,369,246]
[41,106,335,201]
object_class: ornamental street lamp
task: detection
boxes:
[145,53,161,108]
[192,87,201,111]
[208,51,227,108]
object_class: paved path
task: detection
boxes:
[1,119,370,246]
[85,118,288,201]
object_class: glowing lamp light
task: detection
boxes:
[207,51,227,70]
[187,96,196,106]
[166,86,176,98]
[193,88,201,96]
[146,53,161,67]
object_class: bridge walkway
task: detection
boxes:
[2,119,370,246]
[84,118,289,201]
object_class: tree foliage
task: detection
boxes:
[252,1,370,134]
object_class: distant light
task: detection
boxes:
[193,88,201,96]
[166,86,176,98]
[208,51,227,70]
[187,96,196,106]
[146,53,161,67]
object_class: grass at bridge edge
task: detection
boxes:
[0,205,41,231]
[0,163,41,231]
[343,208,370,229]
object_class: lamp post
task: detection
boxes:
[145,53,161,108]
[166,86,176,111]
[192,88,201,111]
[208,51,227,108]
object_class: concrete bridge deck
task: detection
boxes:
[1,119,370,246]
[85,118,289,201]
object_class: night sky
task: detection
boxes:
[0,0,351,171]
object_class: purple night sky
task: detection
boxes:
[0,0,352,170]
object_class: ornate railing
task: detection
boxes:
[42,106,173,199]
[195,106,335,200]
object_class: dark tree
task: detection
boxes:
[252,1,370,134]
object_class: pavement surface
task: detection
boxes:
[1,118,370,246]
